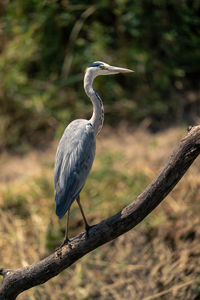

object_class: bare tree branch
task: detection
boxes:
[1,125,200,299]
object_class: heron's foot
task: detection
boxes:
[85,224,95,238]
[56,238,71,251]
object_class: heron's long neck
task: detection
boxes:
[84,70,104,136]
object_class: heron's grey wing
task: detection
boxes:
[54,120,96,219]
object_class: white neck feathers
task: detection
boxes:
[84,69,104,136]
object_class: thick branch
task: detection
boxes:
[1,126,200,299]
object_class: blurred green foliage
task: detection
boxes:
[0,0,200,149]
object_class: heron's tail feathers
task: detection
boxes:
[55,188,81,219]
[55,196,72,219]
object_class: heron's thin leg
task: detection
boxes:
[56,208,70,250]
[62,208,70,245]
[76,195,90,231]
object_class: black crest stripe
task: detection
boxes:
[89,62,104,68]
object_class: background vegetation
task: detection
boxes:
[1,1,200,299]
[0,0,200,150]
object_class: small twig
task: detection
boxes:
[187,125,193,132]
[0,268,13,277]
[0,269,4,276]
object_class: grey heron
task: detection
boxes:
[54,61,133,246]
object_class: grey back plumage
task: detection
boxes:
[54,119,96,219]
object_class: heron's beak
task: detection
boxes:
[108,66,134,74]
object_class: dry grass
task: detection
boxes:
[0,125,200,299]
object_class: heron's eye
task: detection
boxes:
[99,65,108,70]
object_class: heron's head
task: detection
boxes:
[86,61,134,78]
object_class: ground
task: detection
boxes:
[0,125,200,300]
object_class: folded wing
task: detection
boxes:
[54,120,96,219]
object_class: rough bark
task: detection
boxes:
[1,125,200,299]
